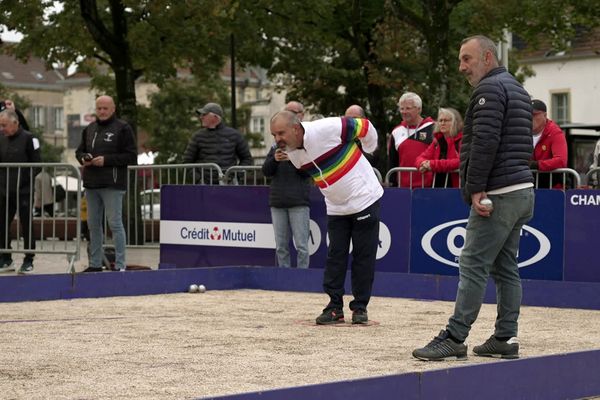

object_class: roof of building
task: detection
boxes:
[516,27,600,62]
[0,46,66,90]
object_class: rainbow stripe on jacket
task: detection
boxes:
[301,117,370,188]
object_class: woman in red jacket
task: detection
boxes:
[415,108,463,188]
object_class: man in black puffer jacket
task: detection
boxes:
[76,95,137,273]
[414,35,535,362]
[183,102,253,184]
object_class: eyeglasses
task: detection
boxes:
[438,119,452,123]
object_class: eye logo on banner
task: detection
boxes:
[210,226,222,240]
[421,219,551,268]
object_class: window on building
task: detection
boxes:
[31,106,46,129]
[251,117,265,134]
[551,92,570,124]
[53,107,64,130]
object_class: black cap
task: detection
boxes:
[196,102,223,117]
[531,99,547,113]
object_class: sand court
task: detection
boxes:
[1,289,599,399]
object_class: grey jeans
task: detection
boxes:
[447,188,534,341]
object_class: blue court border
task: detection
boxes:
[1,267,599,400]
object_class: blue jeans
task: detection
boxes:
[86,188,127,270]
[447,188,534,341]
[270,206,310,268]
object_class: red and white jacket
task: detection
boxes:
[388,117,435,188]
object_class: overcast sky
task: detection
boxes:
[1,27,23,42]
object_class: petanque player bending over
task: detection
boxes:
[270,111,383,325]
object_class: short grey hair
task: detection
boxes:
[461,35,499,61]
[0,109,19,124]
[270,110,301,127]
[398,92,422,109]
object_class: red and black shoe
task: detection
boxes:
[315,308,345,325]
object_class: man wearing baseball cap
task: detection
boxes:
[183,102,253,184]
[530,99,568,188]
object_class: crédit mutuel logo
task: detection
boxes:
[421,219,550,268]
[160,221,274,249]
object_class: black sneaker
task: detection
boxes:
[82,266,104,273]
[315,308,344,325]
[473,335,519,359]
[412,330,468,361]
[352,309,368,324]
[18,259,34,275]
[0,259,15,273]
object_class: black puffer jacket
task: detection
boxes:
[183,122,253,171]
[75,115,137,190]
[262,146,311,208]
[460,67,533,203]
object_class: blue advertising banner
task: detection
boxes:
[159,185,412,272]
[409,189,564,280]
[564,190,600,282]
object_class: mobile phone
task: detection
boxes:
[83,153,93,161]
[0,101,5,112]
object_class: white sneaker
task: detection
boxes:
[0,260,15,273]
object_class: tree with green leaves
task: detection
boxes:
[1,0,235,133]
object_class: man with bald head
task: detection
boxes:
[76,95,137,272]
[344,104,366,119]
[284,101,305,121]
[270,110,383,325]
[413,35,534,361]
[344,104,377,166]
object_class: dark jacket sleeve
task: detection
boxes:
[27,133,42,177]
[75,126,89,164]
[465,84,505,195]
[262,146,278,177]
[16,109,30,131]
[236,134,253,166]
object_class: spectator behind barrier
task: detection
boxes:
[183,102,253,184]
[0,108,41,274]
[261,101,312,269]
[415,107,463,188]
[388,92,435,188]
[529,99,568,189]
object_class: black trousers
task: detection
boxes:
[324,200,380,312]
[0,192,35,261]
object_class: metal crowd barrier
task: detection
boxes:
[125,163,223,248]
[0,163,81,273]
[384,167,459,188]
[224,166,269,186]
[531,168,581,189]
